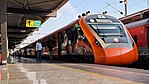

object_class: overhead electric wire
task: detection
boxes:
[97,5,109,13]
[97,1,120,13]
[98,0,145,16]
[105,2,124,15]
[111,0,146,15]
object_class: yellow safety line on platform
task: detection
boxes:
[75,64,149,76]
[48,64,142,84]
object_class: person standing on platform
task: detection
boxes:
[35,39,43,62]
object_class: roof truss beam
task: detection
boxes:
[7,7,52,16]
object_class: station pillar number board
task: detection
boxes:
[26,20,41,27]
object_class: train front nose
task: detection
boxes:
[105,46,137,65]
[105,48,122,65]
[120,47,138,65]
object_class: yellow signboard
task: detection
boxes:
[26,20,34,27]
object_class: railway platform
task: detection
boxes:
[0,57,148,84]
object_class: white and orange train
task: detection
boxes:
[21,14,138,65]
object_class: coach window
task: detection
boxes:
[74,24,81,40]
[42,42,46,49]
[49,36,56,48]
[62,31,68,46]
[66,29,72,45]
[58,32,63,43]
[73,25,78,43]
[66,29,72,40]
[70,27,78,52]
[76,26,84,41]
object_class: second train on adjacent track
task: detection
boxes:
[21,14,138,65]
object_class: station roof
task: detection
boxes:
[0,0,68,49]
[119,8,149,24]
[125,18,149,28]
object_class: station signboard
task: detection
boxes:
[34,20,41,27]
[26,20,41,28]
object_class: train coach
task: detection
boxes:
[22,14,138,65]
[125,18,149,65]
[125,18,149,54]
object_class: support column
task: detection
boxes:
[0,0,8,64]
[124,0,128,16]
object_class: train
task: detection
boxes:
[125,18,149,66]
[125,18,149,54]
[20,14,138,65]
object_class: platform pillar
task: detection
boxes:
[0,0,8,64]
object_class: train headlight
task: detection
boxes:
[114,38,119,43]
[90,19,95,23]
